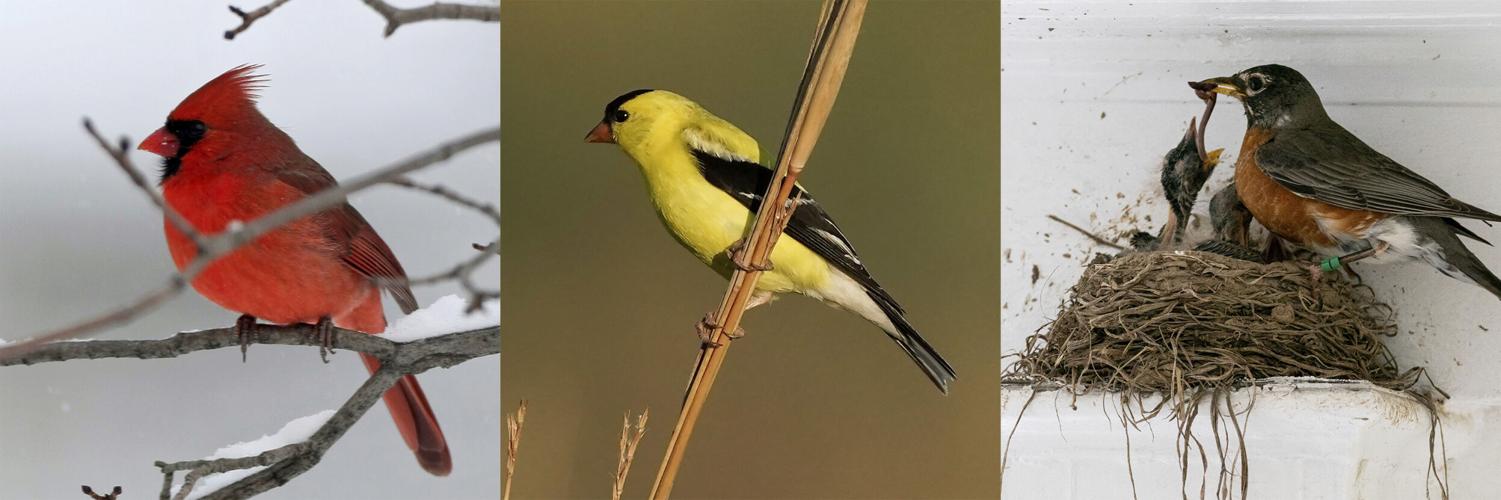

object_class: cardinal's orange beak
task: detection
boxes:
[138,127,180,158]
[584,121,614,144]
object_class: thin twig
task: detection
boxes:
[224,0,293,40]
[224,0,498,40]
[649,1,866,498]
[1047,214,1125,250]
[0,125,499,362]
[82,119,208,252]
[361,0,500,37]
[612,409,650,500]
[380,177,500,311]
[503,400,528,500]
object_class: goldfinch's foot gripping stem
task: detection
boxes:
[727,238,774,272]
[696,312,746,348]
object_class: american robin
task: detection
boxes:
[1191,64,1501,298]
[1133,91,1224,251]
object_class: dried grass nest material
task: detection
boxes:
[1004,250,1422,393]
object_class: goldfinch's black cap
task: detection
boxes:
[604,89,654,116]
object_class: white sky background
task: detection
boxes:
[0,2,498,499]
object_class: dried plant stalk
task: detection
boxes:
[612,409,650,500]
[648,1,868,498]
[503,400,528,500]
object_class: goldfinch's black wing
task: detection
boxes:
[1257,125,1501,221]
[690,149,904,313]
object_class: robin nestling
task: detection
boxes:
[1191,64,1501,298]
[1129,120,1224,251]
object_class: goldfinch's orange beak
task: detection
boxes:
[584,121,614,144]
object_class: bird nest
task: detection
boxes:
[1004,249,1421,396]
[1001,250,1446,499]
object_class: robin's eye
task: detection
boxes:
[1246,74,1267,94]
[612,110,630,123]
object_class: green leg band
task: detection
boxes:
[1320,256,1342,272]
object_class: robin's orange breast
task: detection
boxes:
[1235,127,1387,250]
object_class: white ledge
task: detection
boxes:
[1001,379,1465,500]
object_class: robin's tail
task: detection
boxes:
[360,354,453,476]
[1414,217,1501,301]
[865,290,956,394]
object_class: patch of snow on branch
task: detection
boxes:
[175,410,335,500]
[381,294,499,343]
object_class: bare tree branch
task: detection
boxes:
[362,0,501,37]
[147,323,494,500]
[1,324,496,367]
[0,125,499,362]
[224,0,293,40]
[223,0,499,40]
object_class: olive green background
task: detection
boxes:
[501,1,999,497]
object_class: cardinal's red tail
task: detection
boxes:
[361,353,452,476]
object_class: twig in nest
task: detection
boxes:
[1047,214,1125,250]
[224,0,293,40]
[503,400,528,500]
[612,409,650,500]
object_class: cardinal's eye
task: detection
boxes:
[168,120,208,146]
[1246,74,1267,94]
[612,110,630,123]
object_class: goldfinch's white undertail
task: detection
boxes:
[586,89,956,393]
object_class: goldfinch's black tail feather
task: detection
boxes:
[870,291,956,394]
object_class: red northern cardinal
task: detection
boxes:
[136,65,452,476]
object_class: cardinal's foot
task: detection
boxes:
[312,317,335,363]
[235,314,258,363]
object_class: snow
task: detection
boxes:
[380,294,499,343]
[173,410,334,500]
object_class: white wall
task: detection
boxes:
[1002,1,1501,497]
[0,2,498,499]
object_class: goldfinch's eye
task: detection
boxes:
[612,110,630,123]
[1246,74,1267,94]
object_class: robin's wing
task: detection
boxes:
[1256,126,1501,221]
[275,159,420,314]
[690,148,905,314]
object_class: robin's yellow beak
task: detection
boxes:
[1192,77,1244,99]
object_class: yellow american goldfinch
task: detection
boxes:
[585,89,956,394]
